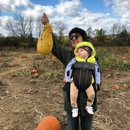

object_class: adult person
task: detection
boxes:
[41,13,100,130]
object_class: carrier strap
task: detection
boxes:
[73,62,94,70]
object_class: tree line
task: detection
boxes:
[0,14,130,47]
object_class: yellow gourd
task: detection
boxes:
[37,23,53,55]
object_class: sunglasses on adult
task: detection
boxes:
[69,33,81,40]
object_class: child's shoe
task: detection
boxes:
[72,107,78,118]
[85,106,94,115]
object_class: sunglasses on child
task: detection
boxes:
[69,33,81,40]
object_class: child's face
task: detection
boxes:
[76,48,89,59]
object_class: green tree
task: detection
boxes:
[117,29,129,45]
[94,28,107,46]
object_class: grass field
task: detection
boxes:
[0,46,130,130]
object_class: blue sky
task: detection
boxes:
[0,0,130,36]
[31,0,60,6]
[82,0,106,13]
[31,0,106,13]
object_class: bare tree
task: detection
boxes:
[35,19,43,37]
[52,22,67,45]
[6,14,34,41]
[0,10,1,26]
[53,21,67,36]
[126,25,130,45]
[86,27,95,37]
[111,23,117,39]
[111,23,126,36]
[28,16,34,44]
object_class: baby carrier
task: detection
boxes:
[65,42,101,101]
[72,61,94,91]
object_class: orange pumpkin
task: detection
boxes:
[21,54,25,57]
[52,56,56,60]
[33,69,38,73]
[21,54,26,58]
[36,116,60,130]
[113,85,120,90]
[63,77,66,83]
[122,56,126,60]
[9,64,13,67]
[34,73,39,77]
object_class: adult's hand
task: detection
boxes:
[41,13,49,25]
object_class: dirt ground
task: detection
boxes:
[0,47,130,130]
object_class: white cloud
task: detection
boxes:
[56,0,82,17]
[104,0,130,27]
[104,0,130,19]
[0,16,14,36]
[112,0,130,16]
[0,0,129,37]
[104,0,112,7]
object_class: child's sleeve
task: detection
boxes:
[65,58,76,82]
[94,61,101,90]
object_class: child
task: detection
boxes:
[65,42,97,118]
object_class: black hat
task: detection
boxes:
[69,27,88,41]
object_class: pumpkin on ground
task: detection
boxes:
[36,116,60,130]
[33,69,38,73]
[34,73,39,77]
[122,56,126,60]
[113,85,120,90]
[21,54,27,58]
[52,56,57,60]
[63,77,66,83]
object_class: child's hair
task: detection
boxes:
[79,46,91,55]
